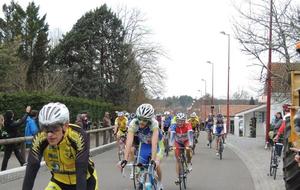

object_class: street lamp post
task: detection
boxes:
[220,31,231,134]
[201,79,207,119]
[206,61,214,115]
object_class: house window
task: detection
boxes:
[257,111,265,123]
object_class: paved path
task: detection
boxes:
[0,133,255,190]
[226,134,285,190]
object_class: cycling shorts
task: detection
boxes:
[174,140,190,158]
[137,140,164,164]
[117,129,127,138]
[163,127,169,133]
[215,127,223,136]
[45,169,98,190]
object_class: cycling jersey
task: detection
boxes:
[188,117,200,130]
[163,115,173,132]
[22,124,97,190]
[169,122,193,146]
[215,123,224,136]
[128,118,164,164]
[115,116,128,132]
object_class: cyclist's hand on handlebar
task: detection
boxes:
[119,160,127,168]
[150,160,157,169]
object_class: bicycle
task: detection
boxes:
[171,147,190,190]
[192,130,199,155]
[127,161,158,190]
[269,142,283,179]
[216,134,224,160]
[118,135,127,161]
[163,131,169,157]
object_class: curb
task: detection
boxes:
[0,141,116,184]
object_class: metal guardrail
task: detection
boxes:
[0,126,116,184]
[0,126,114,145]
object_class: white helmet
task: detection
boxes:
[39,102,70,126]
[176,112,186,120]
[190,112,196,118]
[118,111,124,117]
[136,103,155,119]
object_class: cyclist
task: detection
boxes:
[205,113,214,147]
[215,113,224,156]
[119,103,164,190]
[22,102,98,190]
[163,111,173,132]
[114,111,128,157]
[169,112,193,183]
[188,112,200,143]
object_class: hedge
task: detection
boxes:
[0,92,114,123]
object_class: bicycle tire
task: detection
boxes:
[269,147,274,176]
[133,164,138,190]
[273,165,277,180]
[219,140,223,160]
[181,152,187,190]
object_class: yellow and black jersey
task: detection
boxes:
[23,124,94,189]
[188,117,200,129]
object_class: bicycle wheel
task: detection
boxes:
[269,147,274,176]
[273,156,278,180]
[133,165,139,189]
[181,153,188,189]
[219,140,223,160]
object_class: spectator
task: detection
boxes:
[25,110,39,148]
[103,112,111,128]
[1,106,31,171]
[0,114,7,151]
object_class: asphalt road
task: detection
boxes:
[0,133,255,190]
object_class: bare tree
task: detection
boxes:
[117,7,166,98]
[232,0,300,98]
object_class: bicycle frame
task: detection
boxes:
[127,163,157,190]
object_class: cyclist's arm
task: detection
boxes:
[187,124,193,146]
[74,129,90,190]
[22,133,47,190]
[151,128,159,161]
[124,131,134,161]
[169,124,176,146]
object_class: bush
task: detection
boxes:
[0,92,114,123]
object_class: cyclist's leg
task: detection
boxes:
[87,169,99,190]
[156,140,164,182]
[184,141,192,164]
[174,142,182,176]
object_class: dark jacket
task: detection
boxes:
[4,112,29,138]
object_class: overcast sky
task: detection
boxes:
[2,0,262,99]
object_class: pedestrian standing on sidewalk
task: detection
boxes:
[1,106,31,171]
[102,112,111,128]
[25,110,39,148]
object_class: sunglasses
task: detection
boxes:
[41,124,63,133]
[138,117,150,123]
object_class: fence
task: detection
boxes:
[0,126,115,184]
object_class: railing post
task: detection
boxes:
[95,131,100,147]
[103,130,107,145]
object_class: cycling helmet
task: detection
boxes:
[39,102,70,126]
[124,112,130,117]
[130,113,136,118]
[190,112,197,118]
[216,113,223,122]
[176,112,186,120]
[117,111,124,117]
[136,103,155,119]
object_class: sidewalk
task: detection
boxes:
[227,134,285,190]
